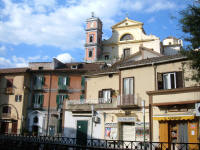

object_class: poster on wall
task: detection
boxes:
[105,127,117,140]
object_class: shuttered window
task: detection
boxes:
[58,76,70,89]
[157,71,183,90]
[56,95,68,109]
[81,76,85,88]
[6,79,13,88]
[32,94,44,108]
[98,89,113,103]
[33,75,45,89]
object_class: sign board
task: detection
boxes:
[118,117,136,122]
[105,123,117,128]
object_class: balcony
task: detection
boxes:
[58,85,68,92]
[117,95,140,108]
[1,113,17,120]
[66,98,118,111]
[33,104,42,109]
[33,84,43,90]
[5,87,14,94]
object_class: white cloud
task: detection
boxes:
[0,54,51,68]
[0,57,12,67]
[0,46,6,54]
[147,17,155,23]
[146,1,176,13]
[0,0,178,50]
[56,53,73,63]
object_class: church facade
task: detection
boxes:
[85,15,182,63]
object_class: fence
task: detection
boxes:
[0,134,199,150]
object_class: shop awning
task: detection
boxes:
[153,114,195,120]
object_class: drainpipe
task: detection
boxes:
[149,63,156,144]
[46,72,52,136]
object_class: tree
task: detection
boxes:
[180,1,200,82]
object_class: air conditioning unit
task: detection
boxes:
[93,116,100,123]
[195,103,200,116]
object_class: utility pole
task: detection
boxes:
[91,105,94,139]
[142,100,146,149]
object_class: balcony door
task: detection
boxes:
[123,77,134,105]
[0,122,9,134]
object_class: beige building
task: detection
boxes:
[0,68,30,134]
[64,53,200,147]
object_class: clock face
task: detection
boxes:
[91,22,94,28]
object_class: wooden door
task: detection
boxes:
[159,122,168,149]
[11,120,18,134]
[76,120,88,146]
[0,122,9,133]
[188,121,198,149]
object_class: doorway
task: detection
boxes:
[0,122,9,134]
[76,120,88,145]
[32,125,39,135]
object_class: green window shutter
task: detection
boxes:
[66,76,70,86]
[42,76,45,85]
[81,77,85,87]
[32,94,35,104]
[56,95,60,105]
[58,76,61,87]
[64,94,68,99]
[80,94,84,99]
[40,95,44,105]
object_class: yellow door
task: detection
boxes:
[159,121,169,149]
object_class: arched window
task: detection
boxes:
[89,35,93,43]
[120,34,133,41]
[33,116,38,123]
[2,106,11,114]
[89,50,93,57]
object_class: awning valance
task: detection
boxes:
[153,115,195,121]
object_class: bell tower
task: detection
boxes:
[85,13,102,62]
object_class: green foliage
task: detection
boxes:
[180,2,200,82]
[180,2,200,49]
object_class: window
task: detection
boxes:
[120,34,133,41]
[89,34,94,43]
[105,55,109,60]
[58,76,70,89]
[163,73,176,89]
[98,89,112,103]
[123,48,130,58]
[157,72,183,90]
[32,94,44,108]
[123,78,133,95]
[122,77,134,105]
[81,76,85,89]
[6,79,13,88]
[88,49,93,58]
[15,95,22,102]
[71,65,78,69]
[33,116,38,123]
[33,75,45,89]
[2,106,11,114]
[56,95,68,109]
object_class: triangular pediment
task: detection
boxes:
[112,17,143,29]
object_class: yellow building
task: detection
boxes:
[0,68,30,134]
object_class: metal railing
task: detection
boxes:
[0,134,199,150]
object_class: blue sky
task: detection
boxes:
[0,0,192,68]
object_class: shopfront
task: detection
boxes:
[154,114,199,149]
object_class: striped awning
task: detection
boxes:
[153,114,195,120]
